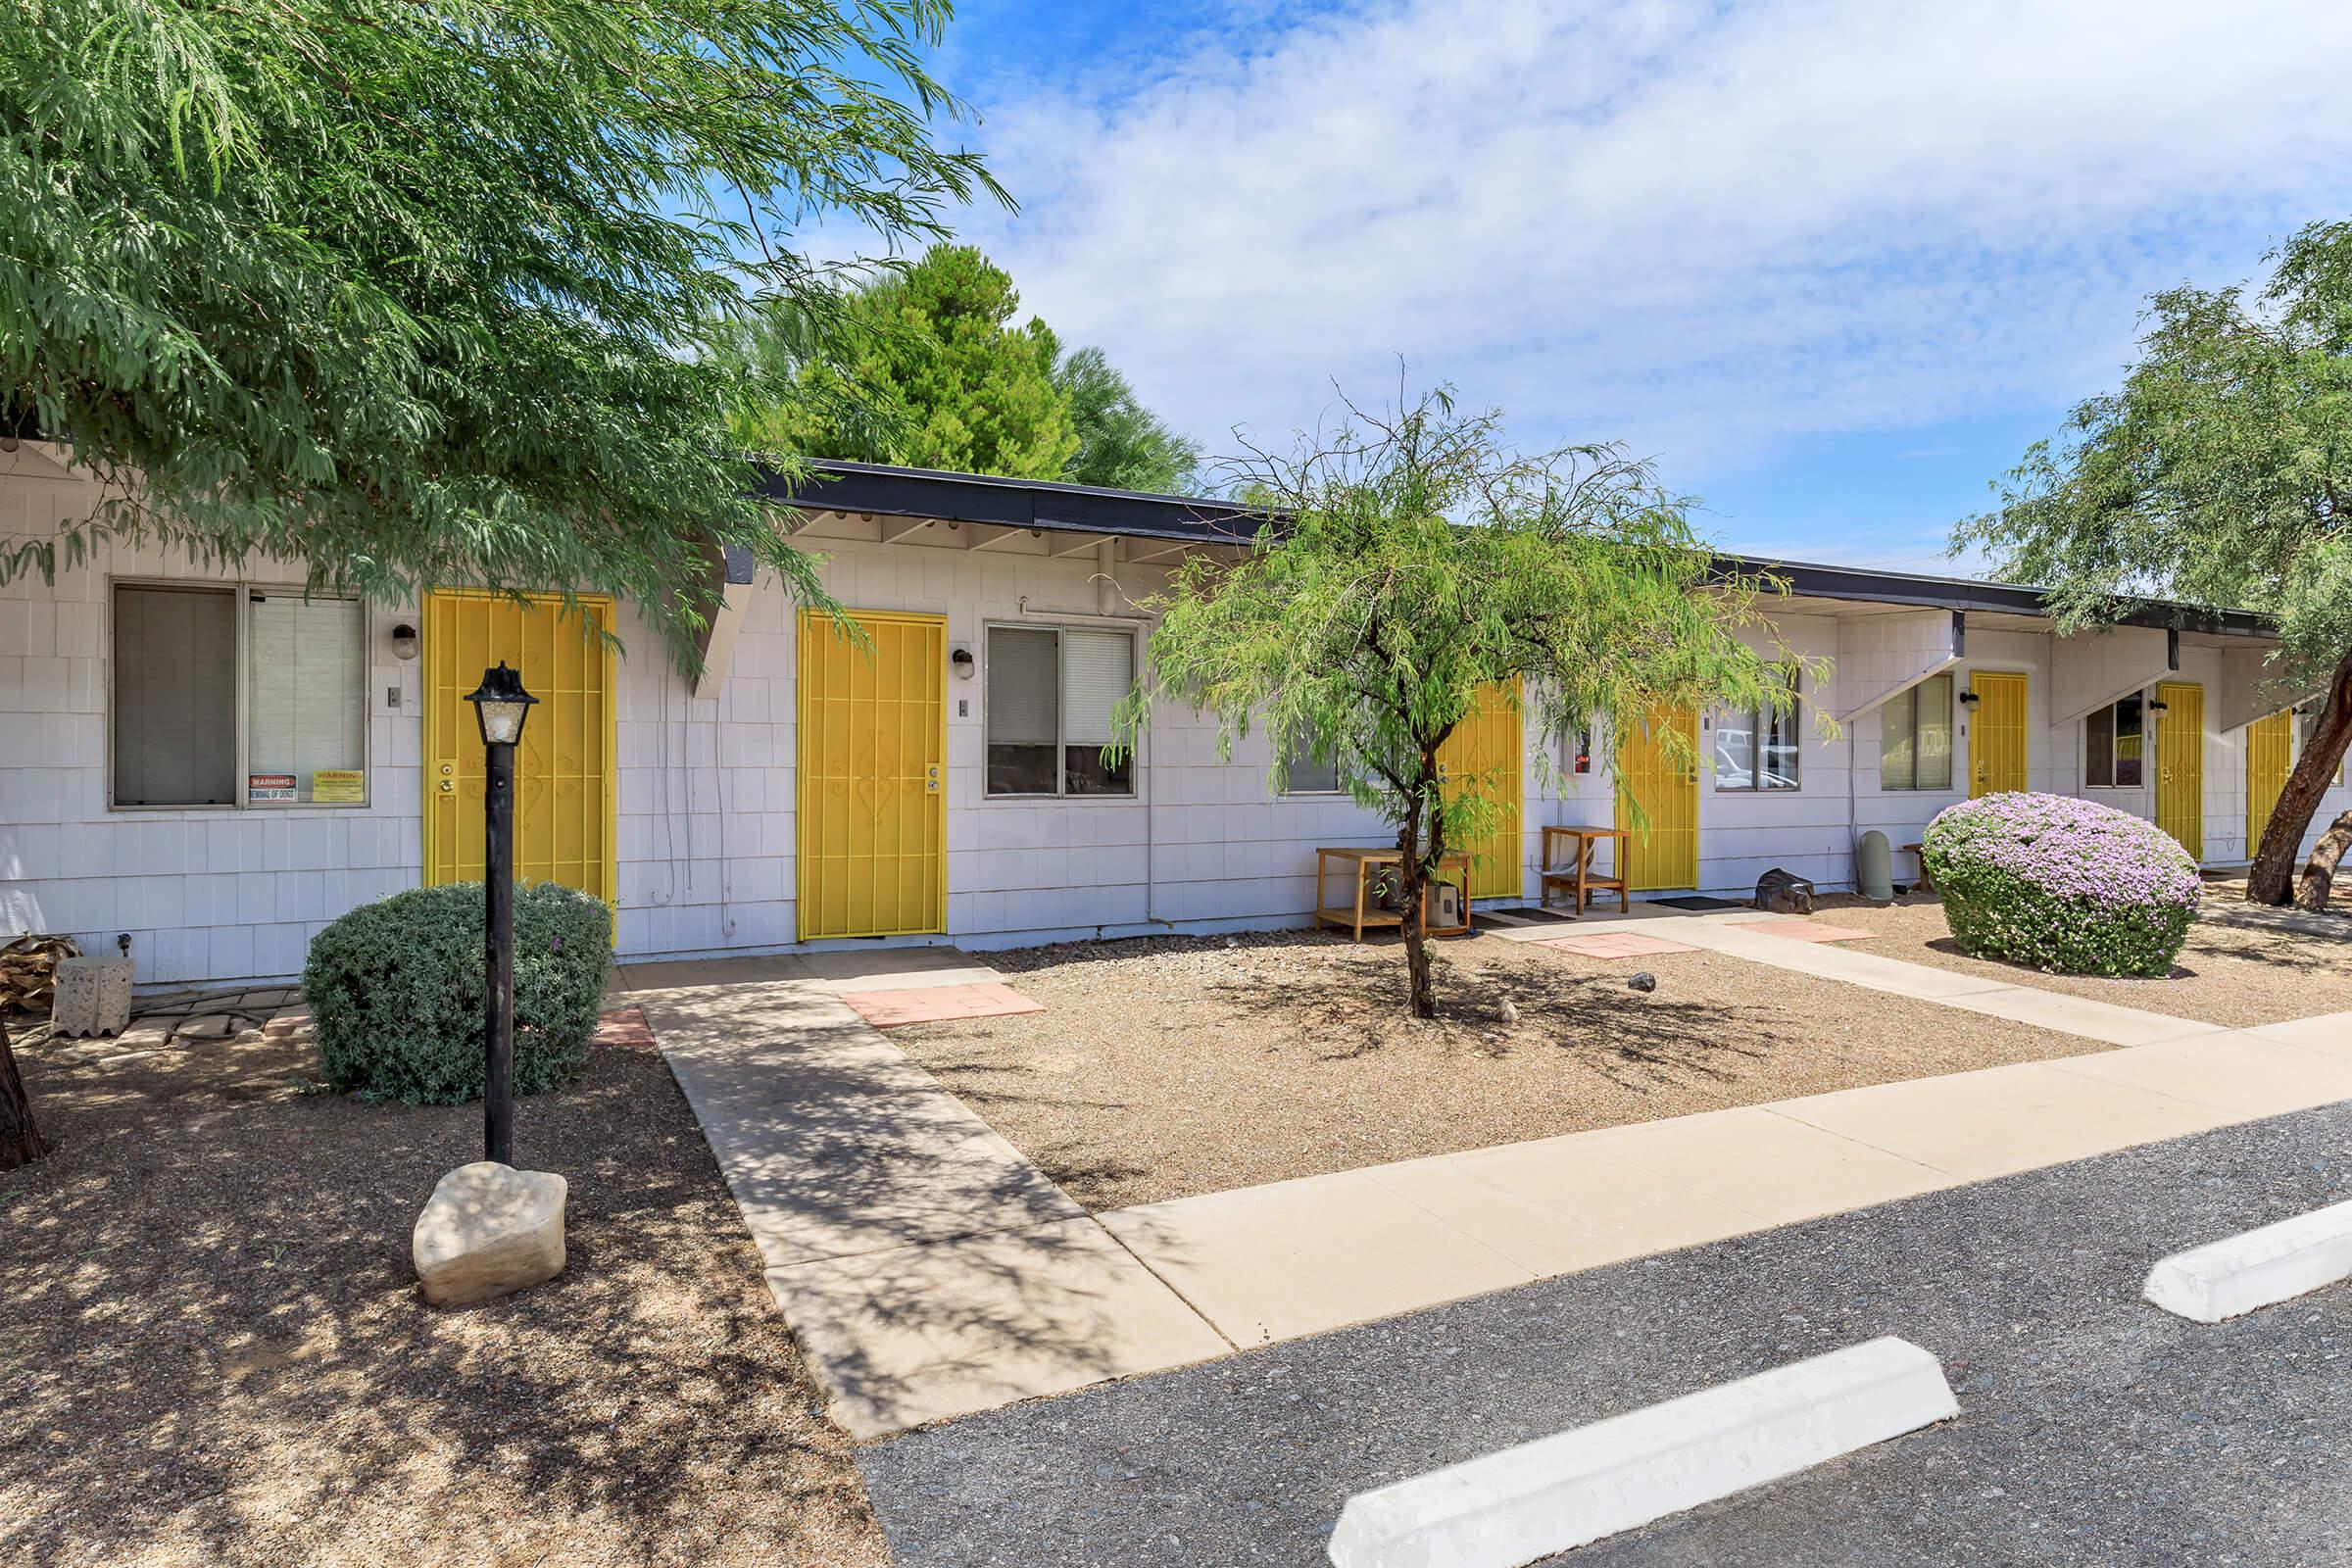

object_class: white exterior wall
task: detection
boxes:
[0,461,423,984]
[622,536,1399,957]
[7,455,2351,988]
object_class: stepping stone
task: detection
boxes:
[1536,931,1702,959]
[593,1005,657,1050]
[840,981,1046,1027]
[1749,919,1875,943]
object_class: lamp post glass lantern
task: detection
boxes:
[464,662,536,1166]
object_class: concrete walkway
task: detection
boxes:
[642,931,2352,1442]
[622,951,1228,1440]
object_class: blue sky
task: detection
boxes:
[879,0,2352,574]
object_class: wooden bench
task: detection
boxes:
[1540,825,1631,915]
[1313,847,1473,941]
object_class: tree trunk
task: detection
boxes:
[1398,805,1437,1020]
[0,1014,50,1170]
[2247,649,2352,906]
[2294,809,2352,912]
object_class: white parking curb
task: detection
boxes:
[1326,1336,1957,1568]
[2143,1198,2352,1323]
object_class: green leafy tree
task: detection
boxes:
[1115,389,1812,1017]
[742,243,1077,477]
[1055,345,1201,493]
[1957,220,2352,909]
[1,0,1003,651]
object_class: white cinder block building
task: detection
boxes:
[3,448,2345,988]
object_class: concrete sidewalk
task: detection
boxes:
[624,951,1228,1439]
[1101,1011,2352,1349]
[640,935,2352,1443]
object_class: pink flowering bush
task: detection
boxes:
[1922,792,2200,977]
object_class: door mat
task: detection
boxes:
[1472,908,1579,930]
[1649,895,1746,911]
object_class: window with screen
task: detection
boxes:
[984,624,1137,797]
[1282,737,1341,794]
[111,582,367,808]
[2085,694,2146,788]
[113,585,238,807]
[1880,672,1954,790]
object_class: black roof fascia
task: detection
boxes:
[761,460,1267,547]
[1719,554,2273,638]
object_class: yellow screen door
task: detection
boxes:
[2246,709,2294,859]
[1437,682,1523,899]
[2155,680,2205,861]
[798,610,947,940]
[424,591,616,905]
[1616,707,1699,891]
[1970,671,2030,797]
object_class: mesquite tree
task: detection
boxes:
[1957,220,2352,908]
[1116,389,1808,1018]
[1,0,1004,660]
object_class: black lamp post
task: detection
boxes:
[464,662,537,1166]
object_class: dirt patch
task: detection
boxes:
[897,928,2114,1211]
[1814,894,2352,1027]
[0,1022,886,1568]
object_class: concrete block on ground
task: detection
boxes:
[2143,1199,2352,1323]
[1327,1336,1957,1568]
[50,956,133,1038]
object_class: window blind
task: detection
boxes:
[247,595,364,798]
[1060,629,1133,747]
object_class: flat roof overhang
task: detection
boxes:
[762,461,2275,640]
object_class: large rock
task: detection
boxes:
[413,1161,567,1306]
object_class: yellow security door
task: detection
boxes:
[798,610,947,940]
[424,592,616,904]
[1437,683,1523,899]
[2155,680,2205,861]
[1969,671,2029,797]
[2246,709,2294,859]
[1616,707,1699,891]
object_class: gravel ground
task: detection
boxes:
[1815,893,2352,1027]
[0,1020,887,1568]
[895,928,2111,1210]
[859,1101,2352,1567]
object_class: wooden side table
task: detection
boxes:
[1313,847,1474,941]
[1540,825,1631,915]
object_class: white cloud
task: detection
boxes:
[945,0,2352,486]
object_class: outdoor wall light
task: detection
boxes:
[951,646,976,680]
[390,622,419,662]
[1957,689,1982,707]
[2147,700,2170,713]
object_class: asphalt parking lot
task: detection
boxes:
[859,1101,2352,1567]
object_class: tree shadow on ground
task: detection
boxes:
[0,1027,887,1568]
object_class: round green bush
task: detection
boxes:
[302,881,612,1103]
[1921,792,2201,978]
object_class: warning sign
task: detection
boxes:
[313,769,365,804]
[248,774,296,803]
